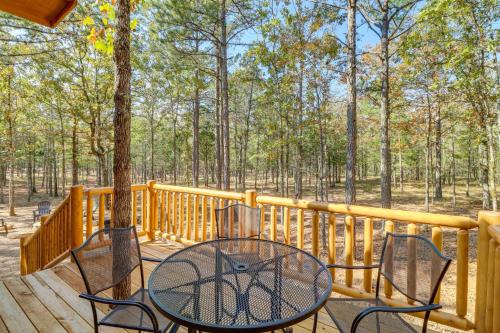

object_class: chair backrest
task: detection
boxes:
[215,203,261,239]
[71,226,141,295]
[376,233,451,305]
[38,201,51,214]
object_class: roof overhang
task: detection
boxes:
[0,0,77,28]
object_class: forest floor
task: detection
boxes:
[0,176,487,331]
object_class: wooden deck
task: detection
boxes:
[0,241,342,333]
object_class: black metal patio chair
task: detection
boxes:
[71,226,179,333]
[33,200,51,223]
[215,203,261,239]
[314,232,451,333]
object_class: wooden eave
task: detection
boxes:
[0,0,77,28]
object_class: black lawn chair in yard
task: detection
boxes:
[33,201,51,223]
[71,226,179,333]
[313,233,451,333]
[215,203,261,239]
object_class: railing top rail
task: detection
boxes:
[256,195,478,229]
[84,184,146,195]
[488,225,500,243]
[154,184,245,201]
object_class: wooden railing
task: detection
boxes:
[475,211,500,333]
[20,193,73,275]
[18,182,500,332]
[84,184,148,239]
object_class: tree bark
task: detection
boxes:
[379,0,391,208]
[6,73,15,216]
[112,0,132,301]
[72,116,79,185]
[192,67,200,187]
[434,104,443,199]
[220,0,230,190]
[345,0,357,205]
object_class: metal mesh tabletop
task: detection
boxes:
[148,239,332,332]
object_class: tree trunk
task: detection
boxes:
[466,139,471,197]
[220,0,230,190]
[398,133,403,192]
[6,74,15,216]
[215,45,222,189]
[379,0,391,208]
[451,133,456,210]
[72,116,79,185]
[434,104,443,199]
[58,112,66,197]
[112,0,132,301]
[192,67,200,187]
[425,103,431,212]
[345,0,357,205]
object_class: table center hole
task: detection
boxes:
[234,262,249,271]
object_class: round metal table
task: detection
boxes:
[148,238,332,332]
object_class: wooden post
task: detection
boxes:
[20,236,27,275]
[202,196,207,241]
[194,195,200,241]
[407,223,417,303]
[132,190,137,226]
[345,215,354,287]
[270,206,277,241]
[210,197,216,240]
[283,207,290,245]
[485,239,496,332]
[147,180,156,241]
[297,209,304,249]
[245,189,257,207]
[70,185,83,250]
[186,194,192,240]
[384,220,394,298]
[160,191,166,233]
[259,205,265,240]
[456,229,468,317]
[98,194,105,231]
[312,211,319,258]
[493,246,500,333]
[328,213,336,281]
[40,215,48,267]
[431,226,443,303]
[86,193,93,238]
[363,218,373,292]
[475,211,500,333]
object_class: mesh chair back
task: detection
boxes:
[38,201,51,215]
[215,204,260,239]
[71,226,141,295]
[378,233,451,305]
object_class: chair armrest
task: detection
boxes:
[351,303,442,333]
[142,257,162,263]
[79,293,160,331]
[326,263,379,270]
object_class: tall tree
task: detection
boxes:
[112,0,132,300]
[345,0,357,205]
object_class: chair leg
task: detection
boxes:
[312,313,318,333]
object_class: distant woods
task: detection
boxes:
[0,0,498,213]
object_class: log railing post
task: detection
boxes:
[147,180,157,241]
[70,185,83,251]
[475,211,500,332]
[40,215,48,267]
[245,190,257,207]
[19,236,27,275]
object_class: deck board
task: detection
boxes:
[0,240,422,333]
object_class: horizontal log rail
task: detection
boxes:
[19,182,500,333]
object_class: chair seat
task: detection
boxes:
[100,288,175,332]
[324,297,419,333]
